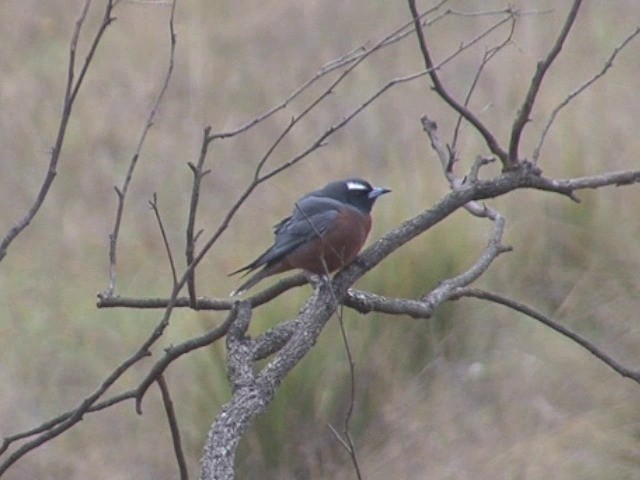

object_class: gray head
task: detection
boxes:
[312,178,391,214]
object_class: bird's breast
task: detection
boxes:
[281,208,371,275]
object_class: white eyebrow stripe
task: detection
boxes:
[346,181,368,191]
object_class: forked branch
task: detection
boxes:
[509,0,582,164]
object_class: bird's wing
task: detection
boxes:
[232,196,341,274]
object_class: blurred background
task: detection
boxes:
[1,0,639,478]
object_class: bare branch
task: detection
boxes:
[407,0,510,166]
[101,0,178,298]
[185,127,213,306]
[96,273,309,310]
[345,199,509,318]
[508,0,582,165]
[533,26,640,162]
[451,288,640,385]
[134,309,237,412]
[208,0,448,141]
[157,376,190,480]
[525,169,640,195]
[452,15,517,152]
[150,193,178,287]
[0,0,115,263]
[0,390,136,456]
[262,8,516,186]
[345,289,435,319]
[331,307,363,480]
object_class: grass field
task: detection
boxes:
[1,1,639,478]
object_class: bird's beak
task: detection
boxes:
[368,187,391,199]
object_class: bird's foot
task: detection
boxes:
[305,272,331,290]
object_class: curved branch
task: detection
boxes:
[533,26,640,162]
[135,309,237,412]
[452,288,640,385]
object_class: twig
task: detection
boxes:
[185,127,213,305]
[451,288,640,385]
[150,193,178,287]
[96,272,308,310]
[262,10,514,187]
[451,15,517,152]
[134,309,237,413]
[407,0,510,166]
[330,306,363,480]
[533,26,640,163]
[508,0,583,165]
[101,0,178,298]
[157,375,190,480]
[207,0,448,141]
[1,307,236,459]
[344,201,509,318]
[0,0,115,263]
[0,341,151,475]
[0,2,179,473]
[0,390,136,455]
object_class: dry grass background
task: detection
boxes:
[1,0,639,479]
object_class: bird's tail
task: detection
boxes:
[229,268,269,296]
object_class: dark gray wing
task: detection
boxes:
[246,196,342,270]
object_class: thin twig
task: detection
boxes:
[533,26,640,162]
[208,0,448,141]
[0,390,136,455]
[0,0,115,263]
[96,272,309,310]
[134,309,237,413]
[0,2,179,473]
[508,0,583,165]
[185,127,213,305]
[407,0,510,166]
[331,306,363,480]
[150,193,178,287]
[451,15,516,152]
[451,288,640,385]
[157,375,190,480]
[101,0,178,298]
[261,10,513,187]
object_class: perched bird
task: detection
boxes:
[230,178,390,295]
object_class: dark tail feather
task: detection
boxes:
[228,263,252,277]
[229,268,269,296]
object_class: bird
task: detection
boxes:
[229,178,391,295]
